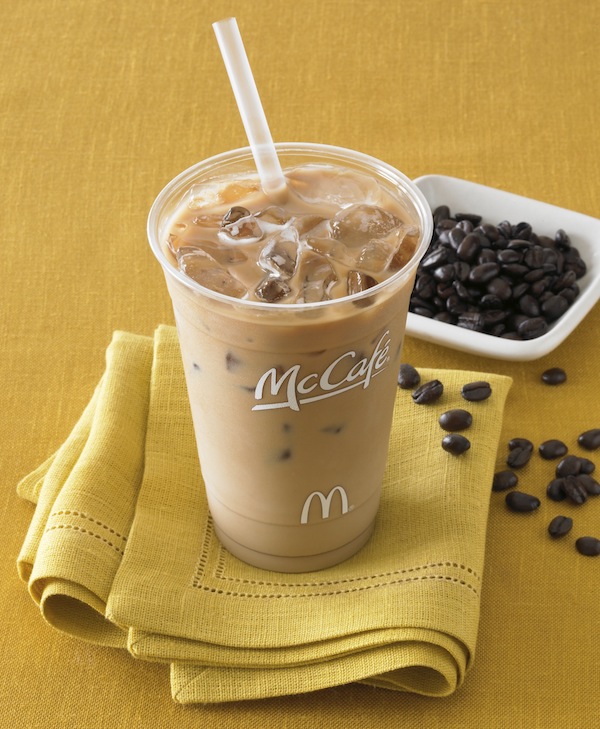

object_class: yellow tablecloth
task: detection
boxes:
[1,0,599,727]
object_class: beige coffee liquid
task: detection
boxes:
[161,162,422,572]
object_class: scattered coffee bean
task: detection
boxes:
[508,437,534,451]
[410,207,587,339]
[541,367,567,385]
[398,363,421,389]
[548,515,573,538]
[561,475,588,505]
[507,445,533,469]
[578,474,600,495]
[538,439,568,460]
[578,458,596,475]
[412,379,444,404]
[575,536,600,556]
[441,433,471,455]
[506,491,541,512]
[546,478,568,501]
[439,409,473,432]
[492,470,518,492]
[578,428,600,451]
[461,381,492,402]
[556,455,584,477]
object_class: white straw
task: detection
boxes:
[213,17,287,200]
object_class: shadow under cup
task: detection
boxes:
[147,143,433,572]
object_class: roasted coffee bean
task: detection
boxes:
[564,247,587,277]
[504,263,530,279]
[412,306,435,318]
[561,475,588,505]
[447,294,467,314]
[439,409,473,432]
[433,205,451,224]
[578,474,600,496]
[457,219,474,233]
[523,267,546,283]
[456,312,485,331]
[433,264,455,283]
[453,261,471,281]
[547,478,568,501]
[482,309,507,328]
[555,229,571,249]
[505,491,541,512]
[507,238,532,251]
[492,470,518,492]
[507,446,533,469]
[538,439,568,460]
[523,246,543,268]
[578,429,600,451]
[422,248,449,269]
[548,515,573,538]
[514,222,533,239]
[452,280,470,300]
[415,274,436,298]
[556,455,583,477]
[487,277,512,301]
[575,536,600,557]
[455,212,482,225]
[512,282,529,300]
[461,380,492,402]
[578,457,596,475]
[508,437,534,451]
[456,234,481,262]
[541,367,567,385]
[469,262,501,284]
[449,227,466,248]
[518,294,541,317]
[541,295,569,322]
[517,317,548,340]
[497,249,522,264]
[398,363,421,389]
[441,433,471,455]
[476,249,496,264]
[412,379,444,404]
[409,208,588,340]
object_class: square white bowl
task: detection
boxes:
[408,175,600,361]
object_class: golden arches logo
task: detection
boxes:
[300,486,349,524]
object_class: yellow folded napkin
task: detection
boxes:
[17,325,512,703]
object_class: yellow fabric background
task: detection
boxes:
[1,0,599,727]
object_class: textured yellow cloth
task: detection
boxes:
[17,326,511,703]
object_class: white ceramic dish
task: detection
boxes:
[408,175,600,361]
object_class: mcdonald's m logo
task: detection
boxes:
[300,486,350,524]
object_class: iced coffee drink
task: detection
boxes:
[148,143,432,572]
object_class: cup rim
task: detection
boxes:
[147,142,434,311]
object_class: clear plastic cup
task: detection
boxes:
[147,143,433,572]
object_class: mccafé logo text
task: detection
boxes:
[252,331,391,411]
